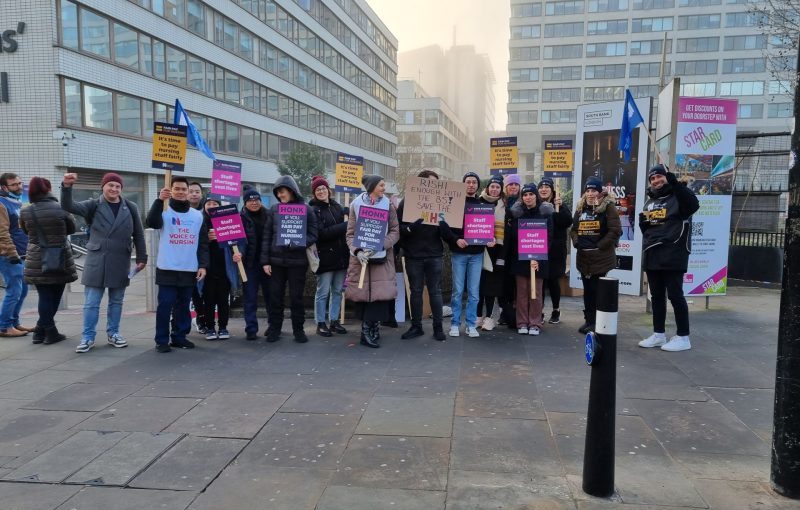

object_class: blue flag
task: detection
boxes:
[174,99,215,160]
[618,90,645,162]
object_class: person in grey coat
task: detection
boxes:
[61,172,147,353]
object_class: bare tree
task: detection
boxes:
[395,131,425,196]
[749,0,799,96]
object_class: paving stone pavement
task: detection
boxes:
[0,280,798,510]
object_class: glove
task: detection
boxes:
[8,255,21,264]
[666,172,679,185]
[356,250,371,264]
[639,212,647,225]
[409,218,424,232]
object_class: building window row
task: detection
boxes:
[510,37,769,59]
[544,22,584,37]
[512,2,544,17]
[126,0,396,109]
[629,62,665,77]
[510,68,541,82]
[587,19,628,35]
[543,44,583,59]
[509,89,540,103]
[586,42,626,57]
[396,131,470,161]
[768,103,792,118]
[674,59,718,75]
[511,24,541,39]
[510,46,541,61]
[397,110,470,147]
[722,58,766,74]
[588,0,628,11]
[545,0,584,15]
[632,16,673,32]
[677,37,719,53]
[541,109,577,124]
[61,77,394,177]
[724,34,767,50]
[543,87,581,102]
[585,63,626,79]
[677,14,720,30]
[61,1,395,136]
[630,39,670,55]
[543,66,582,81]
[737,103,763,119]
[515,15,767,36]
[584,86,625,101]
[633,0,674,9]
[508,110,539,125]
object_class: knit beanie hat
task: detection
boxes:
[487,174,504,189]
[311,175,330,192]
[101,172,123,188]
[462,172,481,186]
[521,182,538,196]
[585,176,603,192]
[648,164,668,179]
[242,186,261,202]
[503,173,521,186]
[538,177,554,189]
[362,174,383,194]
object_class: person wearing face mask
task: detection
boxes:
[506,183,553,336]
[498,173,522,328]
[61,172,147,353]
[538,177,573,325]
[638,164,700,352]
[570,176,621,334]
[0,173,32,338]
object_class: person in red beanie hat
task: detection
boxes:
[61,171,147,353]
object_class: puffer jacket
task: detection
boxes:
[505,200,553,279]
[240,205,269,270]
[310,197,349,274]
[640,180,700,272]
[344,203,400,303]
[570,194,621,276]
[261,175,318,268]
[19,195,78,285]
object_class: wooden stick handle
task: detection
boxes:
[358,263,367,289]
[401,256,412,321]
[231,246,247,282]
[531,262,537,299]
[162,171,172,211]
[340,291,346,323]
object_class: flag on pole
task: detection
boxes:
[618,90,645,162]
[174,99,215,160]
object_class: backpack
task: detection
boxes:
[84,199,136,238]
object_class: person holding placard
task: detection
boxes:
[309,175,349,338]
[186,181,206,333]
[261,176,318,344]
[440,172,484,338]
[240,186,271,341]
[200,198,243,341]
[397,170,448,342]
[344,175,400,348]
[506,183,553,336]
[569,176,621,335]
[146,176,209,353]
[538,177,573,325]
[498,173,522,328]
[476,175,507,331]
[638,164,700,352]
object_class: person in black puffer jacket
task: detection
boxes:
[537,177,573,325]
[309,175,349,337]
[19,177,78,345]
[638,164,700,352]
[240,186,271,340]
[261,175,318,343]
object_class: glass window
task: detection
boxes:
[154,102,168,123]
[586,42,627,57]
[587,19,627,35]
[630,84,661,97]
[152,0,165,15]
[241,127,256,156]
[242,79,256,109]
[143,100,154,138]
[719,81,763,96]
[543,66,582,80]
[239,29,254,61]
[543,44,582,59]
[585,64,626,79]
[769,80,793,95]
[163,0,185,25]
[768,103,792,118]
[629,62,665,77]
[512,3,543,16]
[542,87,581,101]
[80,9,110,58]
[63,79,82,126]
[511,25,541,38]
[267,89,278,117]
[541,109,577,123]
[215,66,225,100]
[587,0,628,12]
[187,0,205,35]
[543,22,583,37]
[584,86,625,101]
[545,0,584,15]
[510,46,540,60]
[215,120,225,151]
[508,111,538,124]
[226,123,239,153]
[152,40,166,79]
[676,37,719,53]
[737,104,763,119]
[679,0,720,5]
[633,0,673,8]
[223,17,237,51]
[188,56,205,92]
[268,133,280,160]
[678,14,720,30]
[166,45,186,85]
[674,60,716,75]
[724,35,766,50]
[139,35,152,74]
[83,85,113,130]
[632,17,673,32]
[630,39,671,55]
[722,58,765,74]
[726,12,761,27]
[116,94,142,136]
[113,23,138,69]
[509,89,540,103]
[225,71,240,104]
[510,68,540,81]
[60,0,79,49]
[679,82,716,96]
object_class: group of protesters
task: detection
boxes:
[0,164,698,353]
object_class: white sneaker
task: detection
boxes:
[518,327,529,335]
[75,340,94,353]
[476,316,484,328]
[529,326,540,336]
[661,335,691,352]
[107,333,128,348]
[482,317,496,331]
[467,327,480,338]
[638,332,667,348]
[449,325,460,337]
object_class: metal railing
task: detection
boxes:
[730,230,785,248]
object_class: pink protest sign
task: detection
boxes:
[518,219,549,260]
[464,204,495,245]
[354,205,389,251]
[208,204,246,244]
[209,160,242,202]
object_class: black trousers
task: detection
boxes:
[202,277,231,330]
[542,277,561,310]
[647,270,690,336]
[405,257,443,327]
[581,273,607,323]
[268,265,306,332]
[35,283,66,328]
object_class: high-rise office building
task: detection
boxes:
[507,0,795,179]
[0,0,397,205]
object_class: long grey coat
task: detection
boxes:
[61,187,147,289]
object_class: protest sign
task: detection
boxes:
[354,206,389,252]
[401,177,467,228]
[518,219,549,260]
[490,136,518,175]
[543,140,574,178]
[151,122,187,172]
[464,204,495,245]
[277,203,308,247]
[209,160,242,202]
[208,204,247,281]
[335,153,364,194]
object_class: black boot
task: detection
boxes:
[360,322,380,348]
[578,310,594,334]
[433,324,446,341]
[43,326,66,345]
[316,322,333,337]
[401,325,424,339]
[32,326,46,344]
[294,329,309,343]
[330,320,347,334]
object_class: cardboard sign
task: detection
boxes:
[151,122,187,171]
[464,203,495,245]
[208,204,246,244]
[335,153,364,194]
[354,205,389,252]
[277,203,307,247]
[490,136,518,175]
[518,219,549,260]
[401,177,467,228]
[209,160,242,202]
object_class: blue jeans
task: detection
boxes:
[155,285,193,345]
[82,286,126,342]
[243,266,270,334]
[0,257,27,329]
[314,269,346,323]
[450,252,483,328]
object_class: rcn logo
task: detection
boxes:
[171,217,182,226]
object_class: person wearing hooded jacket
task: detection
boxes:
[240,186,271,340]
[638,164,700,352]
[261,175,318,344]
[569,176,622,334]
[538,177,573,325]
[309,175,349,337]
[505,183,554,335]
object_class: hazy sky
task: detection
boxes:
[367,0,510,130]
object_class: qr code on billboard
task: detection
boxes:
[691,222,703,237]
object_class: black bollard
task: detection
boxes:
[582,277,618,498]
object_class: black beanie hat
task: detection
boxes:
[462,172,481,187]
[538,177,555,189]
[362,174,383,194]
[242,186,261,202]
[521,182,538,196]
[487,174,504,189]
[585,176,603,192]
[648,164,668,179]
